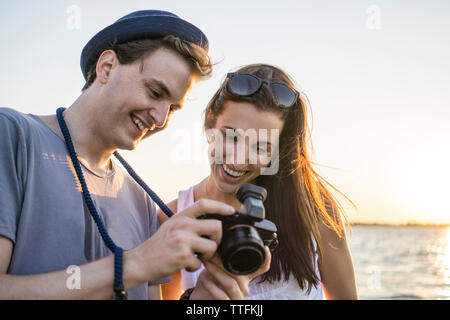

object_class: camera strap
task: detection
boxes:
[56,107,175,299]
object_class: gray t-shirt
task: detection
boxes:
[0,107,167,299]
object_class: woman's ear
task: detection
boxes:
[95,49,118,85]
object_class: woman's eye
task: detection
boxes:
[224,132,233,140]
[255,142,269,153]
[225,134,238,143]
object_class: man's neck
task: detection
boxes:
[40,94,114,176]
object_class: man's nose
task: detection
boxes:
[151,101,171,128]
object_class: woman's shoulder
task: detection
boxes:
[177,184,199,212]
[156,184,199,224]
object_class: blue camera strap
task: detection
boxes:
[56,107,175,299]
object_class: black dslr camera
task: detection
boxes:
[198,184,278,275]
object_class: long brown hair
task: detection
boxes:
[204,64,353,292]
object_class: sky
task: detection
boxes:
[1,0,449,225]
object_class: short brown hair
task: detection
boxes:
[82,35,212,91]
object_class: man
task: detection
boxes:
[0,10,269,300]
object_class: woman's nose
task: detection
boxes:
[225,141,260,167]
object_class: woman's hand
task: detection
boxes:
[190,246,271,300]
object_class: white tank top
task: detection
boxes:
[177,186,325,300]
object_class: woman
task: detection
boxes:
[159,64,358,299]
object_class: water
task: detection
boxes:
[348,225,450,300]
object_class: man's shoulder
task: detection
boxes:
[0,107,49,136]
[0,107,27,121]
[0,107,33,131]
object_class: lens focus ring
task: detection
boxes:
[219,225,265,275]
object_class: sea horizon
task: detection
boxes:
[349,222,450,228]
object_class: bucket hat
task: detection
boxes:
[80,10,209,79]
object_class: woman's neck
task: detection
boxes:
[196,176,242,211]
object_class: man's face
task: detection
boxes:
[95,47,196,151]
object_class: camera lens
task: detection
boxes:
[219,225,266,275]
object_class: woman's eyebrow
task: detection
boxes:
[222,126,239,135]
[221,126,272,145]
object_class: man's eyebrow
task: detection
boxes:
[145,78,172,98]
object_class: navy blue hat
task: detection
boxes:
[80,10,209,80]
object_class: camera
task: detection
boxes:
[198,183,278,275]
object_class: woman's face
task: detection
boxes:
[208,100,284,195]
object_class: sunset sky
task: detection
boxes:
[1,0,449,225]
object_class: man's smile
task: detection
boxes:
[130,113,156,135]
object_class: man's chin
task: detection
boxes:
[142,127,164,139]
[116,138,140,151]
[116,128,164,151]
[116,144,137,152]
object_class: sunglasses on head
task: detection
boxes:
[226,72,300,108]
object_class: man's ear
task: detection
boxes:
[95,49,118,85]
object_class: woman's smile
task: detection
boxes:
[219,163,250,183]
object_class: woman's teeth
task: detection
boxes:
[223,164,247,178]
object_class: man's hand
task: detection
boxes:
[125,199,236,286]
[190,246,271,300]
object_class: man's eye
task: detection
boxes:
[148,87,161,98]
